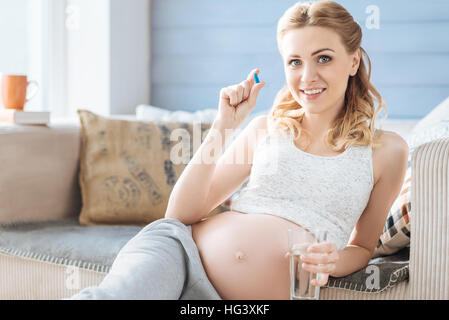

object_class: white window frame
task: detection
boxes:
[28,0,68,117]
[28,0,151,118]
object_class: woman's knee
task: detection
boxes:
[138,217,188,238]
[118,218,187,257]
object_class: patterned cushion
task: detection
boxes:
[77,109,219,226]
[373,167,411,257]
[373,97,449,257]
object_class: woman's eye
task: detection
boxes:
[318,55,332,63]
[289,59,301,67]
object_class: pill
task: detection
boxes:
[254,73,260,84]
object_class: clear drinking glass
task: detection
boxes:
[288,228,328,300]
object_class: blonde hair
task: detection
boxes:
[268,0,386,151]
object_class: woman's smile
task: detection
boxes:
[300,88,327,101]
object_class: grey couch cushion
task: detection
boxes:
[0,218,142,273]
[0,219,409,292]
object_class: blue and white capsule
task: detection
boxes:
[254,73,260,84]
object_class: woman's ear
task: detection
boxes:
[349,48,361,76]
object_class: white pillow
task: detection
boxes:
[375,118,419,140]
[136,104,271,130]
[411,96,449,132]
[136,105,218,123]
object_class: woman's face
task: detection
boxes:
[281,26,360,116]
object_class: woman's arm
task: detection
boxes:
[333,132,409,277]
[298,131,409,284]
[165,69,266,225]
[165,119,233,225]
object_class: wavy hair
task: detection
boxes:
[268,0,386,151]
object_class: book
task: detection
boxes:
[0,109,50,125]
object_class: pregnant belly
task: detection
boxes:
[191,211,308,300]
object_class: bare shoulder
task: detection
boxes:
[239,115,269,158]
[244,114,269,139]
[372,129,409,184]
[249,114,268,130]
[375,129,409,153]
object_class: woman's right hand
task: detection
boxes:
[216,68,266,129]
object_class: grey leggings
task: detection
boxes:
[70,218,222,300]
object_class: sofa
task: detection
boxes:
[0,106,448,300]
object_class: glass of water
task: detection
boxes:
[288,228,328,300]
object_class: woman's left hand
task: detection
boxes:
[285,242,340,287]
[301,242,339,287]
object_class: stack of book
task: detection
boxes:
[0,109,50,125]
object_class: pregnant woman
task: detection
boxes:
[71,0,408,300]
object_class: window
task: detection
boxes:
[1,0,150,118]
[0,0,67,116]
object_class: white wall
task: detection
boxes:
[0,0,29,75]
[66,0,151,117]
[0,0,30,109]
[26,0,45,111]
[66,0,111,116]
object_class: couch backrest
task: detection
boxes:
[0,123,82,224]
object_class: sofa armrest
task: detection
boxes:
[409,137,449,299]
[0,122,82,224]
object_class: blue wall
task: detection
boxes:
[151,0,449,119]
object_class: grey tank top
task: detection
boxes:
[231,130,374,250]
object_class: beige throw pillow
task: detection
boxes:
[77,109,215,226]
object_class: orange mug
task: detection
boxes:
[1,74,39,110]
